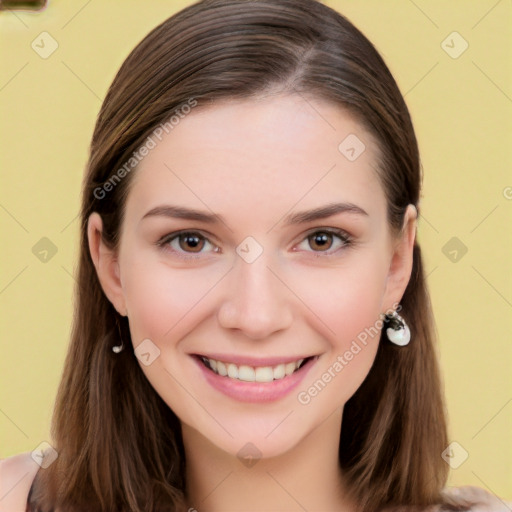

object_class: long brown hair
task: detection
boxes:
[30,1,472,511]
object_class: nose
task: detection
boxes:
[217,250,294,340]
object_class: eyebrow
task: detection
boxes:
[282,202,368,225]
[141,202,368,226]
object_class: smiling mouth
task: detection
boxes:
[196,355,314,383]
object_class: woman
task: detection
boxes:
[1,0,509,511]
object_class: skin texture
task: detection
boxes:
[88,93,417,511]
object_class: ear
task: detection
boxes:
[87,212,127,316]
[381,204,417,311]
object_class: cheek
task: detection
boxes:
[120,253,226,344]
[290,254,387,403]
[290,253,388,348]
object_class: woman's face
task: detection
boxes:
[89,93,416,459]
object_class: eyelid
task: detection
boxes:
[301,226,352,240]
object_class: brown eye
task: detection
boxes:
[178,233,205,253]
[308,232,334,251]
[295,228,352,256]
[157,230,218,259]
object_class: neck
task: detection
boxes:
[182,407,357,512]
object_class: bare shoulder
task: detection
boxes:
[0,452,40,512]
[442,485,512,511]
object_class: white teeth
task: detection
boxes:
[202,356,308,382]
[273,364,285,380]
[216,361,227,376]
[238,365,255,382]
[284,362,296,376]
[255,366,274,383]
[227,363,238,379]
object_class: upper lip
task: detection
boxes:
[192,353,317,367]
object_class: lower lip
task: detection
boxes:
[193,356,317,403]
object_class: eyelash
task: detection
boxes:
[156,228,353,261]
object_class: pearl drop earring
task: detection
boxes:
[112,314,126,354]
[381,309,411,346]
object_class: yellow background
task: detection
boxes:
[1,0,511,499]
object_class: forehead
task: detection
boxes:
[125,94,385,227]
